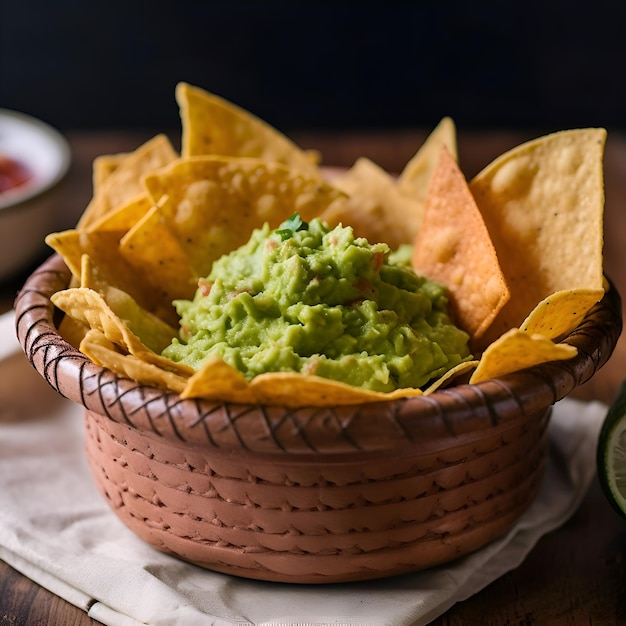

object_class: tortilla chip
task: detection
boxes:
[85,193,153,233]
[119,199,199,305]
[92,152,127,194]
[80,329,190,394]
[178,355,480,407]
[46,228,125,281]
[179,357,258,404]
[412,147,510,340]
[51,287,191,376]
[520,288,604,340]
[142,155,348,279]
[470,128,606,344]
[179,358,426,407]
[319,157,423,248]
[80,254,179,354]
[469,328,577,384]
[398,116,458,200]
[77,134,178,230]
[423,360,479,393]
[46,229,176,323]
[176,82,320,175]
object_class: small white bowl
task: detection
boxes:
[0,109,70,282]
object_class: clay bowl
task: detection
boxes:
[15,254,622,584]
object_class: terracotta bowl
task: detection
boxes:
[15,254,622,584]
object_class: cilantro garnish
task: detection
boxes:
[275,213,309,240]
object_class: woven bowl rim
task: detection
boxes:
[14,253,623,457]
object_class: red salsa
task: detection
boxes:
[0,154,32,193]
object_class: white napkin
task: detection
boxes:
[0,309,607,626]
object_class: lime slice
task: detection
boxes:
[597,380,626,519]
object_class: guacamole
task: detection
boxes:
[163,215,472,392]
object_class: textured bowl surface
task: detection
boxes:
[15,254,623,583]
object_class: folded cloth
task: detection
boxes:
[0,310,607,626]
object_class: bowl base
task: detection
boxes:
[84,406,548,583]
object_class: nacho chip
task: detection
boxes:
[80,329,190,394]
[142,155,348,279]
[180,359,425,407]
[182,364,472,406]
[178,355,478,407]
[469,128,606,343]
[92,152,127,194]
[46,229,177,324]
[77,134,178,230]
[399,116,458,200]
[176,82,320,175]
[412,147,510,340]
[80,254,180,354]
[179,357,258,404]
[423,359,479,393]
[119,199,199,305]
[51,287,191,377]
[520,288,604,340]
[86,193,153,233]
[469,329,578,384]
[46,228,125,281]
[319,157,423,248]
[52,286,156,359]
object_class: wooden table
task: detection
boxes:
[1,128,625,625]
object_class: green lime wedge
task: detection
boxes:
[597,380,626,519]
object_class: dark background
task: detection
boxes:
[1,1,624,136]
